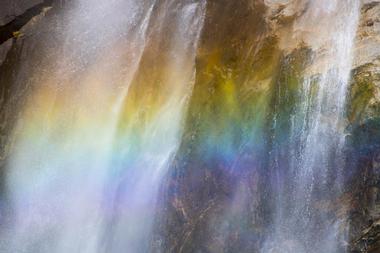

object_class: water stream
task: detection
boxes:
[1,0,205,252]
[263,1,361,252]
[0,1,366,252]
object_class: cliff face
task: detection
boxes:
[0,0,43,26]
[347,2,380,253]
[0,1,380,253]
[159,1,380,252]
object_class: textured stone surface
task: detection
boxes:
[0,39,12,66]
[354,1,380,69]
[344,2,380,252]
[0,0,43,26]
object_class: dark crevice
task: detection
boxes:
[0,0,53,45]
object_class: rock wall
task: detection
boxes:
[0,0,43,26]
[348,1,380,252]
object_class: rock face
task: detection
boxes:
[347,2,380,253]
[0,1,380,253]
[0,0,43,25]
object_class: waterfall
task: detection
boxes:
[263,1,361,253]
[1,0,206,252]
[1,0,372,252]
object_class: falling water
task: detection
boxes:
[1,0,205,252]
[263,1,360,253]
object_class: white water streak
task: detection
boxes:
[2,1,206,252]
[263,1,361,253]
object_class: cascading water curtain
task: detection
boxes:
[0,0,206,252]
[263,1,360,253]
[0,0,372,252]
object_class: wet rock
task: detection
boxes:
[348,59,380,125]
[347,3,380,251]
[0,0,43,26]
[351,219,380,253]
[0,0,54,45]
[353,1,380,69]
[0,39,12,66]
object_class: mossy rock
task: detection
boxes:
[348,60,380,125]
